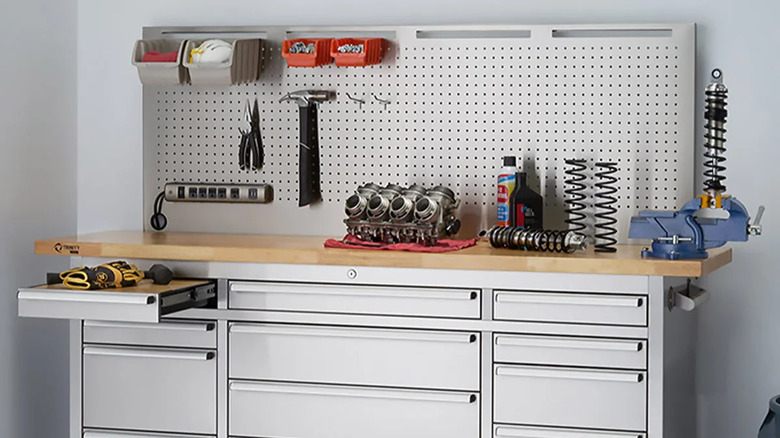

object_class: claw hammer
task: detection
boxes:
[280,90,335,206]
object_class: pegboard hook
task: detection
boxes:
[346,93,366,110]
[372,93,391,110]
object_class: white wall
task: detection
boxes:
[0,0,77,436]
[77,0,779,436]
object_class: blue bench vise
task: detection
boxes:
[628,197,763,260]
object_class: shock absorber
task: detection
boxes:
[703,68,728,203]
[564,159,588,236]
[481,227,588,254]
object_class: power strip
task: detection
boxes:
[164,183,273,204]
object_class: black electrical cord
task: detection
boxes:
[149,191,168,231]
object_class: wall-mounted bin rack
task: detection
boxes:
[282,38,333,67]
[183,38,262,85]
[330,38,387,67]
[132,39,189,85]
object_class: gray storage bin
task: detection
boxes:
[183,39,262,85]
[131,39,188,85]
[760,395,780,438]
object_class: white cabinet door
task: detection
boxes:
[230,323,480,390]
[494,290,647,326]
[494,365,646,432]
[230,381,479,438]
[83,346,217,435]
[494,333,646,369]
[229,281,480,318]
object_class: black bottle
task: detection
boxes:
[509,172,543,229]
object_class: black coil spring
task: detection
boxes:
[594,162,618,253]
[483,227,579,254]
[564,159,588,235]
[704,86,728,192]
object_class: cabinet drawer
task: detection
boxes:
[84,320,216,348]
[229,281,480,318]
[494,365,646,431]
[229,381,479,438]
[230,323,479,390]
[84,431,215,438]
[494,334,646,370]
[494,290,646,326]
[83,345,216,435]
[18,280,215,323]
[494,424,646,438]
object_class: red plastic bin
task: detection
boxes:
[282,38,333,67]
[330,38,387,67]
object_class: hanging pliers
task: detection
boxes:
[238,98,263,171]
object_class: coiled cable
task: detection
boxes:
[594,162,618,253]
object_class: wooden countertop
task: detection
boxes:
[35,231,732,277]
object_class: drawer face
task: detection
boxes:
[83,320,217,349]
[494,424,646,438]
[494,365,646,431]
[229,281,480,318]
[494,334,646,370]
[83,345,217,435]
[229,381,479,438]
[230,323,480,390]
[494,290,646,326]
[18,280,215,323]
[84,431,216,438]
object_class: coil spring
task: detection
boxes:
[483,227,584,254]
[564,159,588,235]
[594,162,618,253]
[704,71,728,193]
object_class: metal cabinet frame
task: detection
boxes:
[67,257,693,438]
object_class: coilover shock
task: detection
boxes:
[704,68,728,195]
[564,159,588,236]
[481,227,588,253]
[594,162,618,253]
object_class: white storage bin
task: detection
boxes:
[183,38,262,85]
[131,39,188,85]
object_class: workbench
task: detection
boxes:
[19,231,732,438]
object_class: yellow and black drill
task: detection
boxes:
[46,261,173,290]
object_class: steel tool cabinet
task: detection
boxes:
[19,232,731,438]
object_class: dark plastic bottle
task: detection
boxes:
[509,172,544,229]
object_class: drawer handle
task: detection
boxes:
[495,335,644,352]
[496,292,643,308]
[18,290,156,305]
[230,382,477,404]
[496,366,644,383]
[494,425,644,438]
[84,320,215,332]
[83,346,215,361]
[230,324,478,344]
[230,282,478,301]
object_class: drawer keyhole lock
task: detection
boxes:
[347,269,358,280]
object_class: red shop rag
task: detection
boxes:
[324,235,478,253]
[142,51,179,63]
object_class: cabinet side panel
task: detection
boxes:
[663,277,698,438]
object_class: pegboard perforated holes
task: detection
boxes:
[148,28,690,214]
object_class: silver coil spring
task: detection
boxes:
[483,227,584,254]
[594,162,618,253]
[564,159,588,235]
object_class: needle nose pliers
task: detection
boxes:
[238,98,263,171]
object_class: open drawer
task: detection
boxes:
[18,279,215,323]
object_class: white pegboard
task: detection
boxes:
[143,24,695,239]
